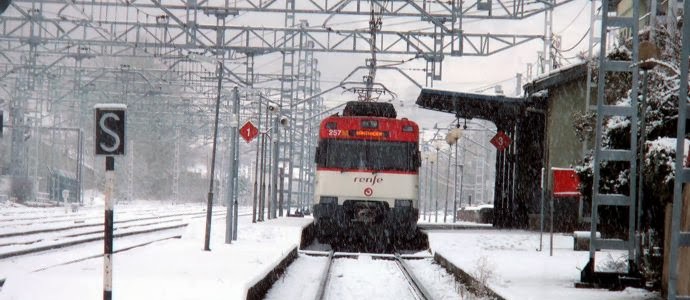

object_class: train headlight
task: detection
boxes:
[395,199,413,207]
[319,196,338,205]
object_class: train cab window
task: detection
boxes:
[361,120,378,128]
[316,140,418,171]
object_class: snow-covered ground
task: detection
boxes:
[0,202,661,299]
[430,230,660,300]
[0,201,309,300]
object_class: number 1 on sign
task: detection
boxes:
[239,121,259,143]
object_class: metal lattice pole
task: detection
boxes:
[668,0,690,297]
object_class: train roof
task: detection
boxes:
[342,101,396,118]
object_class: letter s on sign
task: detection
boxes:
[99,112,121,153]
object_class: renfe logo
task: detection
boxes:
[354,175,384,186]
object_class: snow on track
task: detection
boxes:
[406,258,480,300]
[265,255,329,300]
[326,255,416,300]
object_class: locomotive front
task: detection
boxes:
[312,101,422,250]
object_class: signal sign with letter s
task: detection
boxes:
[95,105,126,155]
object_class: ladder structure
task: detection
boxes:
[294,37,314,211]
[582,0,642,287]
[585,0,602,148]
[279,0,296,215]
[669,0,690,297]
[303,62,322,213]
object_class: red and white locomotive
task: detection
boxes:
[312,101,421,249]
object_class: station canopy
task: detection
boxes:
[414,88,528,130]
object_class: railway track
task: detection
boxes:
[0,204,186,221]
[0,228,188,292]
[308,251,434,300]
[0,210,219,238]
[0,206,209,230]
[0,222,192,260]
[265,246,474,300]
[0,211,248,260]
[0,209,252,292]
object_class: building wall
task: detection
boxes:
[546,79,588,173]
[617,0,648,20]
[615,0,651,41]
[537,78,590,231]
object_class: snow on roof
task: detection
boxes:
[573,231,601,238]
[538,60,587,79]
[461,204,494,211]
[551,167,576,171]
[93,103,127,110]
[523,61,587,95]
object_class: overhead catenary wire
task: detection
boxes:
[9,0,587,102]
[472,75,517,92]
[555,1,589,35]
[558,27,591,53]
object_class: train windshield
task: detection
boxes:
[316,140,420,171]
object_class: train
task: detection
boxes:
[312,101,422,251]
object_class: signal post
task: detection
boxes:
[94,104,126,300]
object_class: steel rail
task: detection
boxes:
[0,223,190,260]
[0,210,225,238]
[0,212,251,259]
[305,250,436,300]
[0,236,185,291]
[395,253,434,300]
[0,218,184,247]
[313,251,334,300]
[31,235,183,273]
[0,208,203,226]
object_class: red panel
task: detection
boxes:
[552,168,580,198]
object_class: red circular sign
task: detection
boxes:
[363,187,373,197]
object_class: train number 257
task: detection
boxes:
[328,129,342,137]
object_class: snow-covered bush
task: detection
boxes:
[472,256,495,298]
[643,138,679,198]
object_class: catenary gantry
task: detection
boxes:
[0,0,568,221]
